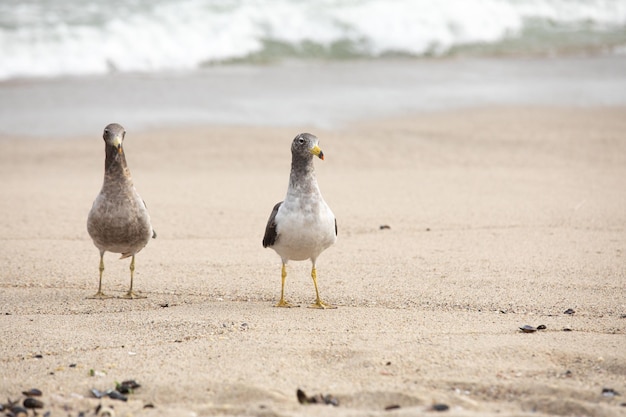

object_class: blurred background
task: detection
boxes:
[1,0,625,136]
[2,0,626,79]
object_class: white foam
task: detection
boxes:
[1,0,625,80]
[331,0,525,55]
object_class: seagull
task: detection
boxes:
[87,123,155,299]
[263,133,337,309]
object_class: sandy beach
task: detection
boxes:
[2,0,626,413]
[0,101,625,416]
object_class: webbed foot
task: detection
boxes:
[275,299,299,308]
[86,291,114,300]
[308,300,336,309]
[119,291,146,299]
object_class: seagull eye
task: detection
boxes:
[297,137,305,145]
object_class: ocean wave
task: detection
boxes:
[1,0,625,80]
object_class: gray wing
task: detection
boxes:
[262,202,282,248]
[143,199,157,239]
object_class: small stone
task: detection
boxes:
[91,388,105,398]
[537,324,547,330]
[107,390,128,401]
[296,389,338,406]
[564,308,575,315]
[384,404,401,410]
[116,379,141,394]
[323,394,339,406]
[10,406,28,417]
[22,388,42,397]
[379,225,391,230]
[296,389,308,404]
[23,398,44,409]
[602,388,620,397]
[519,325,537,333]
[431,403,450,411]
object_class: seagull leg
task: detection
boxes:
[120,255,146,299]
[308,266,336,309]
[87,251,112,299]
[275,262,296,307]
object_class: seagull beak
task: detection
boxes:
[111,136,123,154]
[310,145,324,160]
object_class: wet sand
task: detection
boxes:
[2,55,626,138]
[0,106,625,416]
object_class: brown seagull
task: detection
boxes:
[263,133,337,309]
[87,123,155,299]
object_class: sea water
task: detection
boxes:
[1,0,625,80]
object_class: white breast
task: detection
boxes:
[272,194,336,262]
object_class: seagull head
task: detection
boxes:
[103,123,126,154]
[292,133,324,160]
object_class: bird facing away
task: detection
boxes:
[87,123,155,299]
[263,133,337,309]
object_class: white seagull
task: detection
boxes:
[263,133,337,309]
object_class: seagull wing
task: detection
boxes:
[263,201,283,248]
[142,199,157,239]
